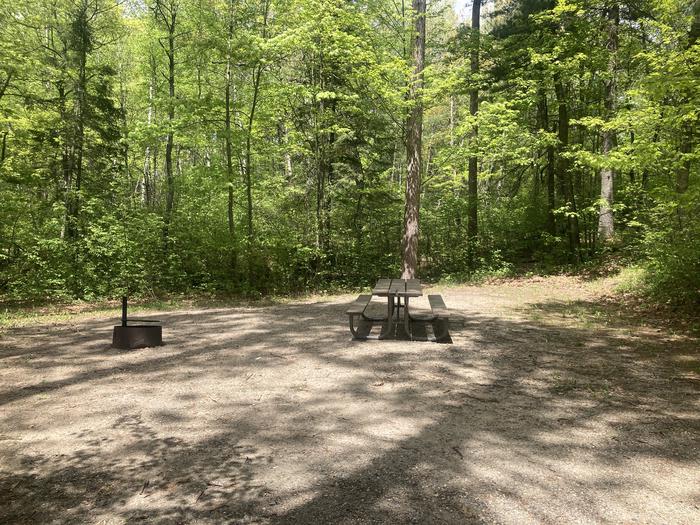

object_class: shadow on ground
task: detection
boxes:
[0,293,698,524]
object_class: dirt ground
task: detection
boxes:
[1,276,698,524]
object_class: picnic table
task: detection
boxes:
[371,278,422,338]
[346,278,450,341]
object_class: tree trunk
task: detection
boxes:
[0,131,6,165]
[244,0,270,242]
[401,0,426,279]
[245,67,261,241]
[554,77,580,260]
[598,3,618,243]
[537,86,555,235]
[0,71,11,165]
[118,61,131,191]
[0,68,11,166]
[322,101,336,255]
[143,54,156,206]
[225,1,235,239]
[164,6,176,236]
[315,108,322,251]
[59,78,72,241]
[154,0,178,239]
[677,3,699,193]
[278,122,293,180]
[0,71,10,102]
[449,94,457,182]
[546,144,556,234]
[73,47,85,232]
[466,0,481,267]
[63,1,90,241]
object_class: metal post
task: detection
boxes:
[122,296,128,327]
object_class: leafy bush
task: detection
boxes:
[641,198,700,306]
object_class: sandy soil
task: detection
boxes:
[1,276,698,524]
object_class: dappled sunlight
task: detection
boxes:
[1,285,698,523]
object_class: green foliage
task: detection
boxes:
[0,0,697,309]
[638,191,700,306]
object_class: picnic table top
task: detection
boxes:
[372,278,422,297]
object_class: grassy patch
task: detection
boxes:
[0,298,179,330]
[0,286,360,331]
[614,265,648,294]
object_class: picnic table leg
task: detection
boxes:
[433,319,449,341]
[348,314,363,339]
[378,294,395,339]
[401,296,412,340]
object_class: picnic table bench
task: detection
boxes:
[346,278,450,341]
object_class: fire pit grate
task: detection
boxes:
[112,296,163,349]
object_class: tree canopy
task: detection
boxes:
[0,0,697,305]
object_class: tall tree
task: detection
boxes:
[244,0,270,242]
[224,0,236,240]
[553,76,580,259]
[402,0,426,279]
[466,0,481,265]
[153,0,178,239]
[537,86,556,235]
[676,0,700,193]
[598,1,619,242]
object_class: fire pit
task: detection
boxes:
[112,296,163,349]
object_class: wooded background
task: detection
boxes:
[0,0,697,304]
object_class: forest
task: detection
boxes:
[0,0,698,305]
